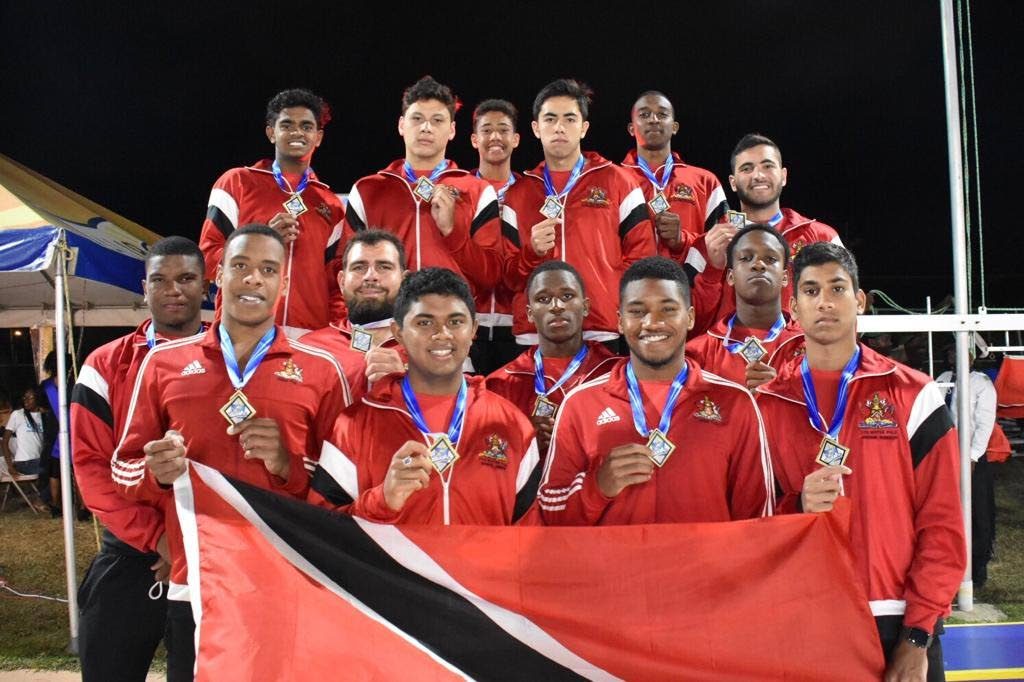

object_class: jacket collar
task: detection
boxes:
[498,340,618,380]
[132,319,208,348]
[524,150,612,182]
[379,158,466,177]
[198,321,294,357]
[758,342,897,404]
[599,356,703,396]
[362,373,486,414]
[246,158,330,189]
[620,148,685,169]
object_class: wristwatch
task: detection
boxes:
[902,626,934,649]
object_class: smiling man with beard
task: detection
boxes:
[308,268,541,526]
[199,88,346,336]
[713,133,844,322]
[303,229,409,400]
[686,224,804,389]
[538,256,773,525]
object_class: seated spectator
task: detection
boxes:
[2,386,46,477]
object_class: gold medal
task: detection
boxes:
[646,428,676,467]
[648,191,671,215]
[738,336,768,365]
[414,176,435,202]
[532,395,558,419]
[428,434,460,474]
[220,389,256,426]
[351,327,373,353]
[283,193,308,218]
[815,436,850,468]
[540,195,564,220]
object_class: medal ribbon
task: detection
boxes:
[542,155,586,202]
[533,345,589,399]
[476,170,516,203]
[401,375,468,445]
[636,155,675,192]
[270,160,311,197]
[624,361,689,438]
[145,322,158,349]
[800,346,861,440]
[767,210,783,227]
[724,313,786,353]
[404,159,449,187]
[218,324,277,390]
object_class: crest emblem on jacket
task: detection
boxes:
[671,183,695,203]
[316,201,333,221]
[694,396,723,423]
[582,187,609,207]
[275,359,303,383]
[479,434,509,468]
[859,392,897,436]
[790,239,807,258]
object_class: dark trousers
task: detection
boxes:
[78,532,167,682]
[875,615,945,682]
[470,325,523,376]
[166,599,197,682]
[972,455,996,587]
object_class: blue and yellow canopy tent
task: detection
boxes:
[1,151,163,651]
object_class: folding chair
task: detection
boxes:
[0,470,41,513]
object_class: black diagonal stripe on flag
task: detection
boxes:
[221,475,586,681]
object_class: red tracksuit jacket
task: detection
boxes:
[685,315,805,385]
[757,343,966,631]
[200,160,346,330]
[308,374,539,526]
[539,358,774,525]
[111,324,350,594]
[302,320,406,403]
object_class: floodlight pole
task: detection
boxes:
[939,0,974,612]
[55,230,80,652]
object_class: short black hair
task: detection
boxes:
[146,236,205,272]
[402,76,460,119]
[533,78,593,121]
[265,88,331,128]
[393,268,475,328]
[342,229,407,271]
[473,99,518,130]
[631,90,673,114]
[726,224,790,269]
[792,242,860,290]
[619,256,690,306]
[222,224,285,262]
[730,133,781,172]
[526,260,586,297]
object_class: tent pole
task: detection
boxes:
[940,0,973,612]
[55,229,80,652]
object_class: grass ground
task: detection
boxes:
[1,459,1022,670]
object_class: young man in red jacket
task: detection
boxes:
[308,268,540,525]
[199,88,345,336]
[538,256,773,525]
[112,225,350,681]
[757,243,964,681]
[71,237,207,682]
[342,77,505,305]
[469,98,523,374]
[303,229,408,401]
[501,78,656,346]
[685,224,803,388]
[711,133,844,322]
[486,260,617,456]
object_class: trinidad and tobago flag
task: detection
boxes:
[174,462,883,681]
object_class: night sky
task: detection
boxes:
[1,1,1020,310]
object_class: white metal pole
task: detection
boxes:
[54,230,80,651]
[940,0,974,612]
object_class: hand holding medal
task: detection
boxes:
[228,417,291,481]
[800,464,852,512]
[530,218,558,256]
[383,441,433,511]
[653,211,683,251]
[744,359,777,389]
[144,429,188,485]
[429,183,457,236]
[705,222,738,270]
[267,212,301,244]
[364,346,406,384]
[596,443,655,497]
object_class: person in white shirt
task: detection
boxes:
[937,343,997,588]
[2,387,46,476]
